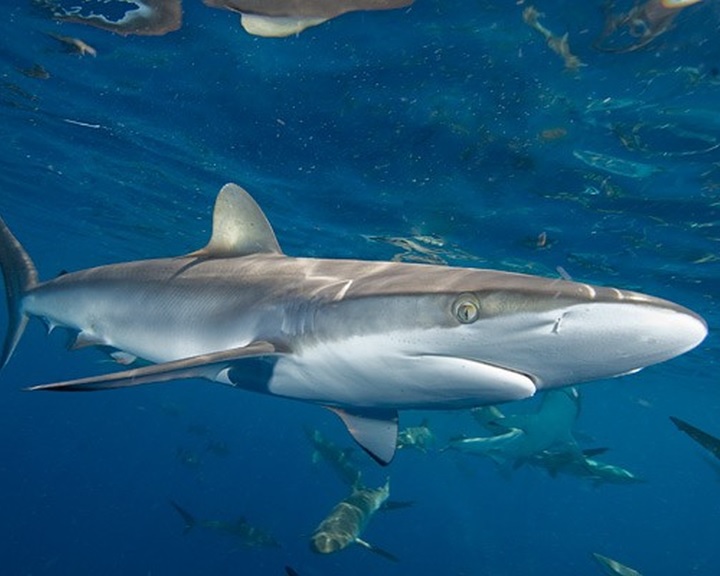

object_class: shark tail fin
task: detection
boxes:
[0,216,38,370]
[169,500,197,534]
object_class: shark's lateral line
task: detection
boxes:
[0,183,707,464]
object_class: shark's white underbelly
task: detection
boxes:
[265,333,537,410]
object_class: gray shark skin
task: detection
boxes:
[592,552,643,576]
[310,479,397,562]
[0,183,707,465]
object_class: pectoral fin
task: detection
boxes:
[26,341,280,392]
[327,407,398,466]
[355,537,399,563]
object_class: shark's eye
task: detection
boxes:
[452,294,480,324]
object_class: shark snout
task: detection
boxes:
[468,292,707,391]
[535,297,707,387]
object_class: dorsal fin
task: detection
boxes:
[190,183,282,258]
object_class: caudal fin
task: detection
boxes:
[0,216,38,369]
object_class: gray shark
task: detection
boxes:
[592,552,642,576]
[0,183,707,465]
[204,0,414,37]
[445,388,584,467]
[450,389,643,484]
[310,479,397,561]
[306,427,362,486]
[396,418,435,453]
[530,448,644,486]
[670,416,720,461]
[170,500,280,548]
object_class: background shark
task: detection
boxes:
[592,552,643,576]
[670,416,720,461]
[445,388,584,468]
[169,500,280,548]
[305,427,363,486]
[309,479,399,562]
[0,183,707,465]
[447,388,643,485]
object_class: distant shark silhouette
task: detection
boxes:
[305,427,362,486]
[447,388,643,485]
[592,552,643,576]
[445,388,584,468]
[530,448,644,486]
[170,500,280,547]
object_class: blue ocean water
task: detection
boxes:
[1,1,719,574]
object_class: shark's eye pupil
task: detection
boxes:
[453,295,480,324]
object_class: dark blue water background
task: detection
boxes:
[1,1,719,574]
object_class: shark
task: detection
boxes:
[448,389,643,484]
[670,416,720,461]
[444,388,584,467]
[306,427,363,486]
[0,183,707,465]
[592,552,643,576]
[530,448,644,486]
[310,479,399,561]
[396,419,435,453]
[169,500,280,548]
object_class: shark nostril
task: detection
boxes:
[551,312,568,334]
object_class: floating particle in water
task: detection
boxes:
[573,149,659,178]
